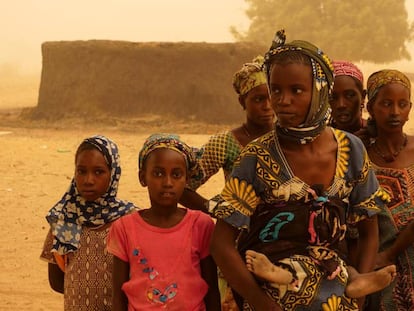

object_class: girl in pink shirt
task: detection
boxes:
[107,134,220,311]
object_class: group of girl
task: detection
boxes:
[40,29,414,311]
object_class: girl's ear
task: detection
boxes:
[366,100,374,117]
[138,170,146,187]
[238,95,246,110]
[361,89,367,101]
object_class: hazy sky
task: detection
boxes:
[1,0,413,74]
[0,0,248,73]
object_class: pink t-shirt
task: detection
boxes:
[107,208,215,311]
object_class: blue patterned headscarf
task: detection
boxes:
[46,135,135,255]
[264,29,334,144]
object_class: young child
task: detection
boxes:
[244,249,395,300]
[40,135,136,310]
[107,134,220,311]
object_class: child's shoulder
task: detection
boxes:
[110,210,139,226]
[186,209,215,227]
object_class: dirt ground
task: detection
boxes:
[1,107,414,311]
[0,109,227,310]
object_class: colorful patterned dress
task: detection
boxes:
[373,163,414,310]
[213,128,387,311]
[189,131,243,191]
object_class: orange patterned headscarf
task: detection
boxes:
[367,69,411,101]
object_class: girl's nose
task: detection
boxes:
[84,173,95,184]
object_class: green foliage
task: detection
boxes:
[231,0,414,63]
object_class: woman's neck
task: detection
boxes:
[372,130,407,164]
[236,122,273,147]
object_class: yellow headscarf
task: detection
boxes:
[232,56,267,96]
[367,69,411,101]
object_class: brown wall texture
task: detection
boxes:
[34,40,267,124]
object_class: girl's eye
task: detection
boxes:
[399,101,410,108]
[95,169,105,175]
[172,170,185,179]
[253,95,268,103]
[76,168,86,175]
[293,88,303,94]
[270,87,280,95]
[345,91,357,99]
[381,100,391,107]
[152,171,163,177]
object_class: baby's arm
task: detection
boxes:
[112,256,129,311]
[48,263,64,293]
[200,255,221,311]
[377,220,414,267]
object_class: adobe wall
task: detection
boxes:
[34,40,266,123]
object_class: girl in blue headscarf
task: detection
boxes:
[40,135,136,310]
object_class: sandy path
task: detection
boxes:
[0,126,223,310]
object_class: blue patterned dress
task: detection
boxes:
[213,128,388,311]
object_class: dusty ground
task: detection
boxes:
[0,109,227,310]
[1,106,414,311]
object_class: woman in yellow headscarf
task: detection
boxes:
[359,69,414,311]
[180,56,275,310]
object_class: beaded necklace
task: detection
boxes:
[372,133,408,163]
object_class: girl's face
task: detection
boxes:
[75,149,111,202]
[241,84,274,126]
[369,83,411,133]
[140,148,187,209]
[329,75,365,130]
[269,63,313,128]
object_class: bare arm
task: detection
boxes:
[48,263,64,294]
[200,255,221,311]
[179,188,209,213]
[112,256,129,311]
[354,215,379,309]
[210,219,282,311]
[378,220,414,266]
[355,215,379,273]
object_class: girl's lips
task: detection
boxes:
[388,120,401,126]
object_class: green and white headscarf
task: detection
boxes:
[264,29,334,144]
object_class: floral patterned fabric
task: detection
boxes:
[213,128,387,311]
